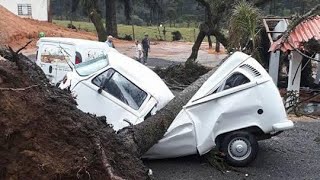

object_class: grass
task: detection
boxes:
[53,20,200,42]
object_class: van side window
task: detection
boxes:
[92,69,147,110]
[223,72,250,90]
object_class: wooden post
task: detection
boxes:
[132,25,135,41]
[315,54,320,84]
[269,50,280,85]
[287,51,303,93]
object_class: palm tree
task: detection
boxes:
[228,1,261,54]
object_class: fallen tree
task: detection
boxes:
[0,47,224,179]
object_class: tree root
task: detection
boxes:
[94,138,125,180]
[0,84,39,91]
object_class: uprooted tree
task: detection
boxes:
[0,46,223,179]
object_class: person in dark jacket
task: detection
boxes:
[141,33,150,64]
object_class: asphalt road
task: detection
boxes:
[144,121,320,180]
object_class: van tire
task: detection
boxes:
[221,131,258,167]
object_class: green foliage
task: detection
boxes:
[228,1,261,53]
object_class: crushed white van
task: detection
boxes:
[36,37,114,85]
[59,51,294,166]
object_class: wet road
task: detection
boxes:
[145,121,320,180]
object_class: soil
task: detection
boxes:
[0,51,147,179]
[0,5,97,49]
[154,61,210,91]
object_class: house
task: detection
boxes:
[0,0,50,21]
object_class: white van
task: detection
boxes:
[36,37,113,85]
[59,51,294,166]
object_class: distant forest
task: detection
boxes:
[51,0,320,26]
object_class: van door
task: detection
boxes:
[73,68,150,130]
[37,43,75,84]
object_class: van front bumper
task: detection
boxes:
[272,120,294,131]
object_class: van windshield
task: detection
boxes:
[75,55,109,76]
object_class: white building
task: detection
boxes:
[0,0,50,21]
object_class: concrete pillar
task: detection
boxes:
[269,50,280,85]
[315,54,320,84]
[287,51,302,93]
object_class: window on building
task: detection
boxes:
[17,4,32,16]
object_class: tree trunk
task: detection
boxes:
[187,30,206,62]
[215,41,220,52]
[105,0,118,37]
[118,64,222,156]
[211,28,228,48]
[208,35,212,49]
[89,9,107,42]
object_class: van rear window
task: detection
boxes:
[40,44,72,63]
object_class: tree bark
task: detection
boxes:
[208,35,212,49]
[118,62,224,156]
[215,41,220,52]
[105,0,118,37]
[187,30,206,62]
[89,9,107,42]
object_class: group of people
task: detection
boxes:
[105,34,151,65]
[135,34,150,65]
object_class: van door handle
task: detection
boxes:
[49,65,52,73]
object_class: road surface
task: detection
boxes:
[145,120,320,180]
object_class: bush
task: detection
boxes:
[171,31,182,41]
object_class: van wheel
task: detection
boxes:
[221,131,258,167]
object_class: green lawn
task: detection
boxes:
[53,20,200,42]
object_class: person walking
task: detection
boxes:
[141,33,150,64]
[135,40,143,63]
[105,35,115,48]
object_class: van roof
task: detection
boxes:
[37,37,109,50]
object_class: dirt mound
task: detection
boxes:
[0,5,97,49]
[154,61,210,90]
[0,50,147,179]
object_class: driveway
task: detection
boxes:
[145,120,320,180]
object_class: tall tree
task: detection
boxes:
[105,0,118,37]
[81,0,107,41]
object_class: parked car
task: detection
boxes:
[59,51,294,166]
[36,37,115,85]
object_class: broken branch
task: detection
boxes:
[0,84,39,91]
[15,40,33,54]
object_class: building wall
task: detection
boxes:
[0,0,48,21]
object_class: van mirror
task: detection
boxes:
[98,87,103,94]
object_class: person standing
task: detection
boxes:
[141,33,150,64]
[105,35,115,48]
[135,40,143,63]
